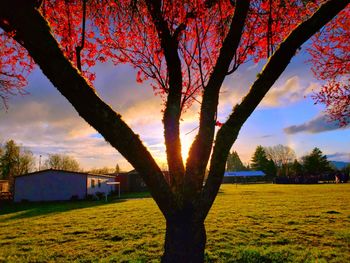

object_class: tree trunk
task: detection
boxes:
[162,217,206,263]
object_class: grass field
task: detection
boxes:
[0,184,349,262]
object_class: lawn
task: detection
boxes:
[0,184,349,262]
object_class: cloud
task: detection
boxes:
[259,134,273,138]
[262,76,318,107]
[284,114,350,134]
[217,75,320,116]
[326,152,350,162]
[0,65,167,171]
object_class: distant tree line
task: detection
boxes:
[88,164,121,175]
[0,138,123,179]
[0,139,82,181]
[0,140,35,178]
[43,154,80,172]
[226,145,349,180]
[0,139,36,192]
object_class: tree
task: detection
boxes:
[0,0,348,261]
[250,145,276,178]
[342,163,350,177]
[226,151,245,171]
[115,164,121,174]
[289,159,304,176]
[17,150,35,175]
[89,166,114,174]
[265,144,296,176]
[302,147,331,174]
[0,140,20,183]
[44,154,80,172]
[0,139,35,191]
[251,145,269,171]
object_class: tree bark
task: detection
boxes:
[185,0,250,195]
[145,0,185,189]
[162,216,206,263]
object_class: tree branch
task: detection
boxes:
[75,0,87,72]
[145,0,185,190]
[0,0,178,218]
[185,0,250,197]
[196,0,350,220]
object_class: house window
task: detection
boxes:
[0,184,3,192]
[98,180,101,188]
[91,179,95,188]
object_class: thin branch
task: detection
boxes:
[76,0,87,72]
[145,0,185,190]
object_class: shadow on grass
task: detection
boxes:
[119,191,151,199]
[0,199,126,221]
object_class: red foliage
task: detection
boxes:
[0,28,33,107]
[308,6,350,125]
[215,121,223,127]
[0,0,348,122]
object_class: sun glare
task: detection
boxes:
[180,133,193,162]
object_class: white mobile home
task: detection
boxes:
[14,169,115,202]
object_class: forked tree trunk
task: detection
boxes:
[162,216,206,263]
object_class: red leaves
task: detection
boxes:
[0,0,348,124]
[313,80,350,126]
[136,71,143,83]
[215,121,223,127]
[308,5,350,125]
[0,29,33,106]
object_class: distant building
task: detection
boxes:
[14,169,116,202]
[114,170,148,193]
[222,170,265,183]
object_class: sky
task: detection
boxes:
[0,49,349,171]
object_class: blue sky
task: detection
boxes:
[0,48,349,171]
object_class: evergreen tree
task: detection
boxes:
[226,151,245,171]
[251,146,276,178]
[302,148,331,174]
[290,159,303,176]
[251,146,268,170]
[265,159,277,178]
[115,164,121,174]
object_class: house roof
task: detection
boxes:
[224,171,266,177]
[15,169,116,179]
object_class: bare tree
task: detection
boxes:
[265,144,296,176]
[44,154,80,172]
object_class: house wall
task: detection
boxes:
[128,173,148,192]
[14,171,87,202]
[114,174,130,193]
[114,172,148,193]
[86,175,115,196]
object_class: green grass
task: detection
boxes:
[0,184,349,262]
